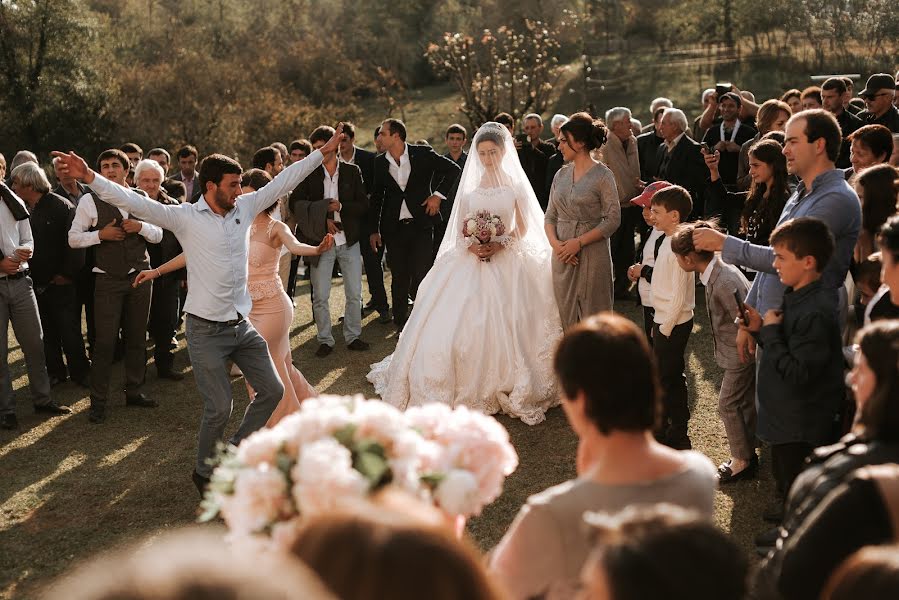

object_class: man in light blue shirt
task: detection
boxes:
[53,125,344,494]
[694,109,861,363]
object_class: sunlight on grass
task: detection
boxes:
[0,452,87,532]
[98,436,150,468]
[0,399,89,460]
[315,367,347,392]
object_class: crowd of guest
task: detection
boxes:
[4,69,899,599]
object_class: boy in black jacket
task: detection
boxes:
[742,217,844,515]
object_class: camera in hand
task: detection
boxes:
[715,83,732,98]
[515,133,529,145]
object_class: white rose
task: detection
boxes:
[466,220,476,235]
[434,469,480,516]
[291,438,369,517]
[220,463,290,536]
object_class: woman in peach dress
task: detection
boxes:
[135,179,331,426]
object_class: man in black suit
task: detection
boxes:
[636,107,667,183]
[369,119,461,330]
[173,145,202,203]
[337,122,388,321]
[655,108,707,218]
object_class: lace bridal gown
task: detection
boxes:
[367,123,562,425]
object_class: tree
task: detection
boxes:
[426,16,576,128]
[0,0,116,159]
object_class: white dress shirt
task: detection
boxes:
[651,237,695,336]
[0,196,33,276]
[86,149,324,322]
[386,144,414,220]
[322,164,346,247]
[68,193,164,274]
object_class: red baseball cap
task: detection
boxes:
[630,181,673,208]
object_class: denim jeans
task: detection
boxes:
[185,315,284,477]
[310,242,363,347]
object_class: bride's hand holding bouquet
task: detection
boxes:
[462,209,506,262]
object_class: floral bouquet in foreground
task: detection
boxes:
[462,209,506,261]
[199,395,518,549]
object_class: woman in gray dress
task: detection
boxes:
[544,112,621,329]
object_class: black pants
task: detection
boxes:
[610,205,644,295]
[653,319,693,448]
[36,282,90,382]
[148,275,180,374]
[771,442,813,499]
[361,224,389,312]
[642,305,655,346]
[433,220,448,261]
[286,255,300,298]
[385,224,434,325]
[76,270,96,352]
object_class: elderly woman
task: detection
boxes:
[489,312,716,600]
[754,319,899,600]
[545,113,621,327]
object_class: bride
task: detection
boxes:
[366,122,562,425]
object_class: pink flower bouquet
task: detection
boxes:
[199,395,518,549]
[462,209,506,261]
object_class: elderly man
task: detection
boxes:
[68,149,163,423]
[859,73,899,133]
[134,159,185,381]
[656,108,707,217]
[11,163,88,388]
[147,147,187,201]
[603,106,644,299]
[0,177,71,429]
[641,97,673,133]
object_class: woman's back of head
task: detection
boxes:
[554,311,660,435]
[42,529,334,600]
[290,509,503,600]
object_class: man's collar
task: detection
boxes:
[699,255,718,286]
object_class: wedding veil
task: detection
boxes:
[436,122,552,261]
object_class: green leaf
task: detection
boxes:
[333,424,358,448]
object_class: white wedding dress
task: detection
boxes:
[367,123,562,425]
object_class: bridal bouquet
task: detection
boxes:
[199,395,518,548]
[462,209,506,261]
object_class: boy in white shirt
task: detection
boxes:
[648,185,695,449]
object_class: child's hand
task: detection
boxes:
[627,263,641,282]
[763,309,784,326]
[738,304,763,333]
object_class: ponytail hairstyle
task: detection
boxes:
[560,112,608,152]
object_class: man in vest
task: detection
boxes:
[68,149,163,424]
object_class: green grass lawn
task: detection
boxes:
[0,272,775,599]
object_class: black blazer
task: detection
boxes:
[369,144,461,236]
[655,135,707,216]
[636,130,664,182]
[290,162,368,247]
[173,170,202,203]
[352,146,376,194]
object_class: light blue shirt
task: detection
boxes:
[721,169,860,314]
[88,149,323,321]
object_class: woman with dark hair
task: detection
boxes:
[754,319,899,599]
[781,89,803,114]
[580,504,748,600]
[736,98,791,190]
[703,138,790,274]
[545,112,622,327]
[291,508,503,600]
[489,312,716,600]
[853,163,899,261]
[847,124,894,179]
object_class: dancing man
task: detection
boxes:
[53,124,344,496]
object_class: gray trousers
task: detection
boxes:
[185,314,284,477]
[719,363,757,461]
[0,275,52,414]
[90,273,151,407]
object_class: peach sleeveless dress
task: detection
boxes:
[247,213,316,425]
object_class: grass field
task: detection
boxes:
[0,270,776,599]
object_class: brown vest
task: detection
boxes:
[90,195,150,277]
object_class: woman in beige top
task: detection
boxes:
[545,112,621,329]
[489,312,717,600]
